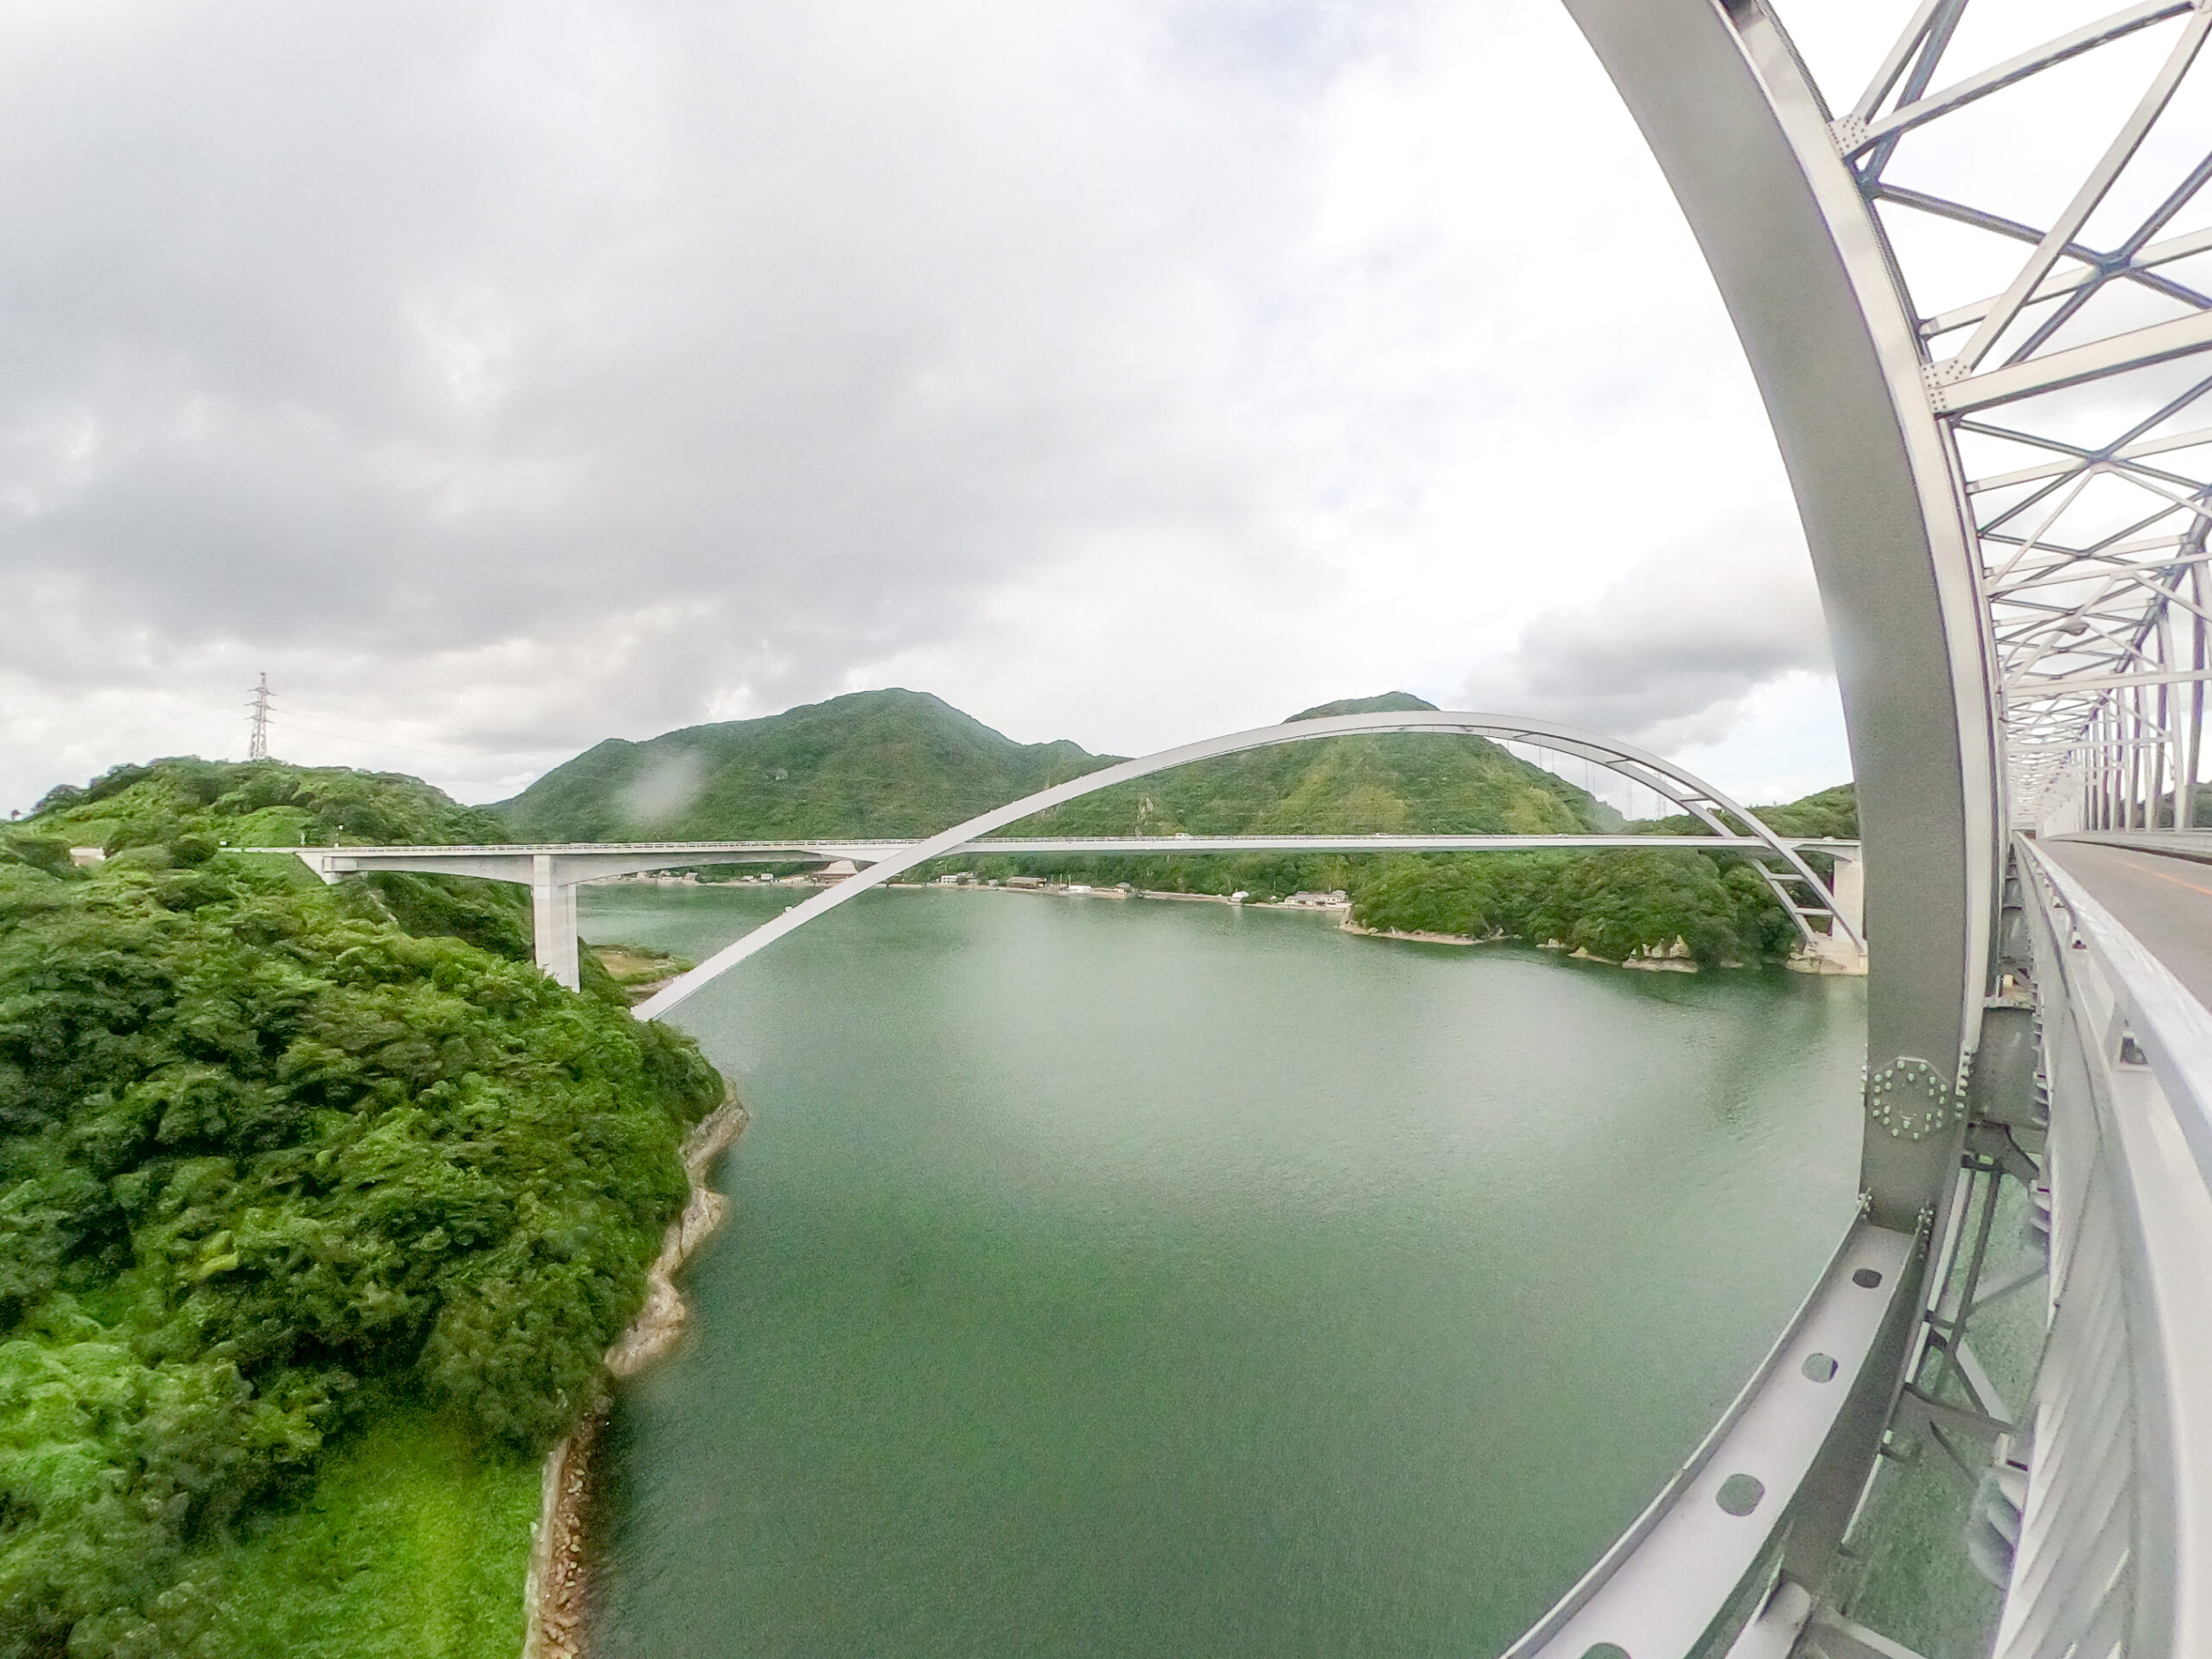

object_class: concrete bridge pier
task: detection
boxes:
[1831,849,1863,943]
[1800,846,1867,975]
[531,855,582,991]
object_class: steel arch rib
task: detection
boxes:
[1555,0,2009,1625]
[1563,0,2000,1233]
[629,709,1835,1021]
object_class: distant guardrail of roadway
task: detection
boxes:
[239,833,1862,861]
[2055,829,2212,866]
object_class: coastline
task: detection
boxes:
[520,1084,750,1659]
[885,879,1351,916]
[1338,918,1485,947]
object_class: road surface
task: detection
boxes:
[2042,839,2212,1013]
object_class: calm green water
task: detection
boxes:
[579,886,1864,1658]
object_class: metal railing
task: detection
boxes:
[2001,840,2212,1656]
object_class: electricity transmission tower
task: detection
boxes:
[246,674,272,761]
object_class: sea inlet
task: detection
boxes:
[577,883,1863,1657]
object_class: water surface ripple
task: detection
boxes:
[580,886,1863,1658]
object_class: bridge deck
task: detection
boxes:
[2042,840,2212,1014]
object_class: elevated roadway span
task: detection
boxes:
[2045,834,2212,1012]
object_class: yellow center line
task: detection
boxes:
[2109,849,2212,900]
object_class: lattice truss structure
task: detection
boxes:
[1777,0,2212,831]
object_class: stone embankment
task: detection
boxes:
[1345,919,1717,970]
[1338,919,1487,948]
[521,1085,750,1659]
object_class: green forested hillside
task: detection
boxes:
[497,687,1616,849]
[0,760,723,1658]
[970,692,1624,902]
[1346,848,1802,965]
[496,688,1115,841]
[1633,782,1857,842]
[493,686,1847,964]
[1015,692,1620,836]
[1343,780,1856,966]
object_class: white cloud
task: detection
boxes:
[1461,513,1834,753]
[0,0,1824,814]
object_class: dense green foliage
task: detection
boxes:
[1630,782,1858,842]
[530,688,1619,903]
[0,761,723,1657]
[1344,780,1854,965]
[194,1405,539,1659]
[1349,849,1801,966]
[1017,693,1619,838]
[496,688,1115,841]
[1750,783,1858,841]
[33,756,508,851]
[969,694,1612,899]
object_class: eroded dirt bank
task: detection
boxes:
[521,1086,750,1659]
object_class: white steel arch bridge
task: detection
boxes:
[283,6,2212,1654]
[282,707,1866,995]
[625,709,1859,1019]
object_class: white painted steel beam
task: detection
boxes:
[1563,0,1998,1229]
[957,834,1837,854]
[1929,310,2212,415]
[1503,1223,1915,1659]
[260,833,1860,872]
[259,810,1863,996]
[1847,1,2194,154]
[627,710,1852,1021]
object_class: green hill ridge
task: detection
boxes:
[493,686,1851,967]
[496,688,1112,842]
[493,687,1622,843]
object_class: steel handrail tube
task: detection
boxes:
[2011,839,2212,1655]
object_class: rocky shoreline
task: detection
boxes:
[1338,919,1487,947]
[520,1084,750,1659]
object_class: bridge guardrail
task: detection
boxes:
[1501,1221,1914,1659]
[2054,830,2212,869]
[2005,839,2212,1657]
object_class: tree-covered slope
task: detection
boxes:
[1344,779,1858,966]
[1629,781,1858,842]
[486,684,1847,965]
[496,687,1618,843]
[22,756,532,960]
[1014,693,1619,839]
[0,762,724,1658]
[494,688,1116,842]
[33,755,507,851]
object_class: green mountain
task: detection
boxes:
[494,686,1619,843]
[495,688,1113,842]
[1017,692,1622,839]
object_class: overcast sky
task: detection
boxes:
[0,0,1854,817]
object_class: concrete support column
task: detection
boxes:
[1797,850,1869,975]
[1829,850,1864,944]
[531,854,581,990]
